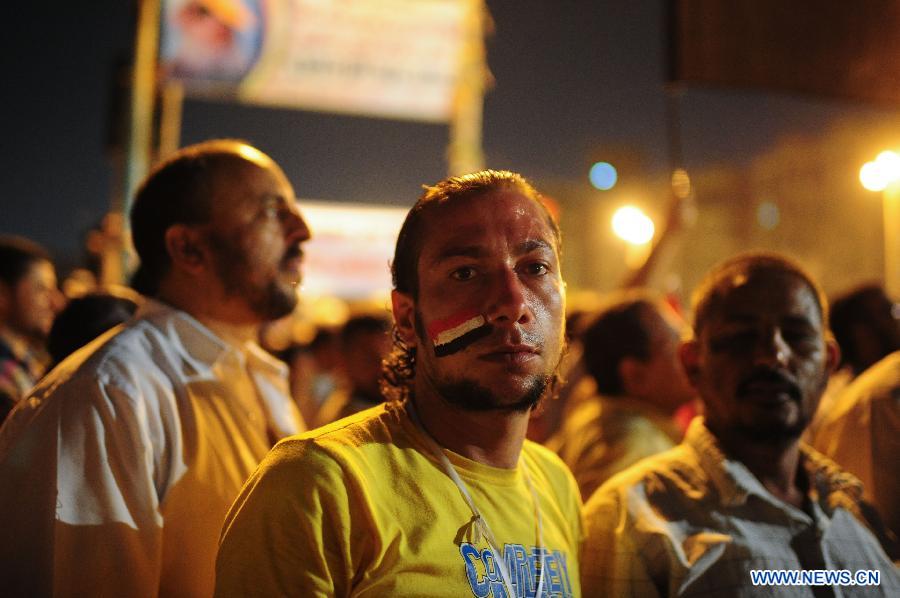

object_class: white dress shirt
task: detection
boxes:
[0,300,304,597]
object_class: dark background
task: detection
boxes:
[5,1,900,295]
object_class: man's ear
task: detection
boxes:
[164,225,207,275]
[678,338,702,390]
[824,334,841,374]
[391,290,418,348]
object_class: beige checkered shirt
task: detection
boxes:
[581,418,900,597]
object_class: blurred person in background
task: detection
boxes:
[529,186,690,445]
[526,307,596,443]
[46,288,141,367]
[0,236,65,423]
[313,313,392,427]
[285,325,346,425]
[581,253,899,596]
[548,290,695,501]
[810,349,900,541]
[829,284,900,380]
[0,139,310,597]
[806,283,900,440]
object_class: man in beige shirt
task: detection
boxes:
[549,290,694,500]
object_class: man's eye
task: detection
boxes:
[260,197,290,220]
[783,329,818,349]
[524,262,549,276]
[709,331,755,353]
[259,200,279,218]
[450,267,477,281]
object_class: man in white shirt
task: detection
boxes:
[0,139,310,597]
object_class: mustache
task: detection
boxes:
[736,366,801,401]
[481,325,543,350]
[282,244,303,261]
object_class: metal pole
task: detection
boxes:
[447,0,486,176]
[884,185,900,297]
[158,80,184,160]
[121,0,161,282]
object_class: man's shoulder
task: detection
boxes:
[49,318,173,385]
[246,402,423,503]
[264,402,407,466]
[523,437,574,473]
[585,442,703,508]
[2,318,180,426]
[814,351,900,435]
[843,350,900,404]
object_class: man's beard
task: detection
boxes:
[208,234,298,321]
[730,366,823,444]
[734,416,809,444]
[435,374,550,413]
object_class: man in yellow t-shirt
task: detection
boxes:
[216,170,583,597]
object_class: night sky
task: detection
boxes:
[5,1,899,282]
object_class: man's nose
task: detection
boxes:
[284,209,311,244]
[485,268,529,325]
[51,288,66,313]
[754,328,790,367]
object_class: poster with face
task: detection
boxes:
[160,0,472,123]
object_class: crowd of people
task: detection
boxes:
[0,139,897,596]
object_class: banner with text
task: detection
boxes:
[160,0,471,122]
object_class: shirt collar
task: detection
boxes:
[685,417,864,513]
[135,299,285,377]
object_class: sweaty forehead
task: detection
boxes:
[419,191,558,262]
[212,160,292,206]
[710,270,823,325]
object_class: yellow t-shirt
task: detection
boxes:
[216,400,583,597]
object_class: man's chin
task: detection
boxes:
[255,284,299,321]
[436,376,549,414]
[736,418,808,444]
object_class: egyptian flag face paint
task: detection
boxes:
[427,310,491,357]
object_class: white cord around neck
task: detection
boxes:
[407,399,546,597]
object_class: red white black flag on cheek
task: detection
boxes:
[427,310,491,357]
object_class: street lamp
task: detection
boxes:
[859,151,900,191]
[612,205,655,245]
[611,205,655,268]
[860,150,900,296]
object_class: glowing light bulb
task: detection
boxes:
[875,150,900,175]
[612,206,655,245]
[860,161,888,192]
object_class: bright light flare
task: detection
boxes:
[860,150,900,192]
[612,206,655,245]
